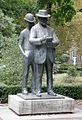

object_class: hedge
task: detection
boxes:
[0,84,82,103]
[54,64,82,74]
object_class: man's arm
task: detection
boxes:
[29,26,46,45]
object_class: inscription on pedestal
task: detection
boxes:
[32,99,63,114]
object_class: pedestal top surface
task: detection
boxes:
[17,93,65,100]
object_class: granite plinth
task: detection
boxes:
[8,93,75,115]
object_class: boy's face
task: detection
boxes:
[25,21,34,30]
[28,22,34,29]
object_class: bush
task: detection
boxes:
[67,65,77,77]
[0,9,24,86]
[64,65,78,83]
[0,34,23,85]
[54,64,81,74]
[60,53,69,63]
[54,84,82,99]
[0,85,21,103]
[76,65,82,71]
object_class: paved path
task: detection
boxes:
[0,101,82,120]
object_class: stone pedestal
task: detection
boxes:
[8,93,75,115]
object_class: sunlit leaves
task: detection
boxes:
[37,0,76,25]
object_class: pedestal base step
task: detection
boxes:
[8,93,75,115]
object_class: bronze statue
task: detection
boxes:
[29,10,59,97]
[19,13,35,95]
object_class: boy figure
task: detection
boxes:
[19,13,35,95]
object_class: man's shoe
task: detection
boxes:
[36,92,42,97]
[47,90,56,96]
[22,88,28,95]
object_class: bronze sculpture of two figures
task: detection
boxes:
[19,10,59,97]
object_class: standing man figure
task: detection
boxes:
[19,13,35,95]
[29,10,59,97]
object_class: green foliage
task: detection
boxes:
[64,65,78,83]
[0,8,16,58]
[60,53,69,63]
[53,63,82,74]
[55,84,82,99]
[67,65,77,77]
[59,64,68,70]
[0,34,23,85]
[0,84,21,103]
[56,53,69,63]
[37,0,76,25]
[0,9,23,86]
[0,0,37,29]
[53,0,76,25]
[0,9,15,37]
[54,64,68,73]
[53,64,61,73]
[37,0,53,10]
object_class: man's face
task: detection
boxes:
[38,17,47,27]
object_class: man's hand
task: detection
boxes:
[40,35,47,44]
[40,36,53,44]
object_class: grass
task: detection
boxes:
[42,73,82,87]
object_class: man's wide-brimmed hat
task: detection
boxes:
[36,10,51,18]
[24,13,35,22]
